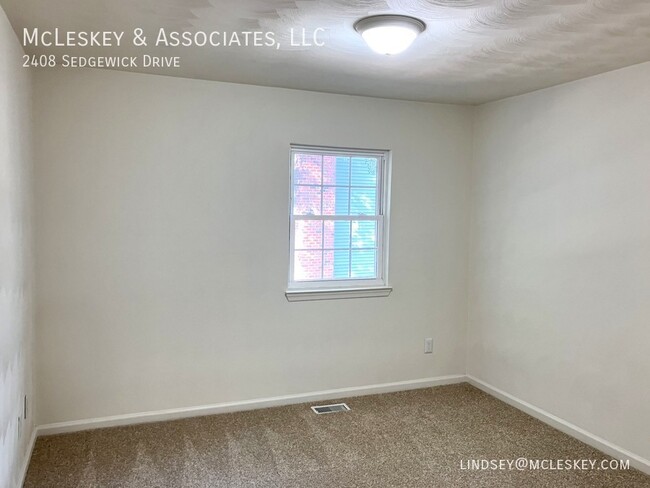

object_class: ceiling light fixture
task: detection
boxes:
[354,14,426,55]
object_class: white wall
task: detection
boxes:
[469,62,650,461]
[33,68,473,425]
[0,6,34,488]
[30,43,650,469]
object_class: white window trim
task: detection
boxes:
[285,286,392,302]
[286,144,392,302]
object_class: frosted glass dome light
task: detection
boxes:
[354,15,426,55]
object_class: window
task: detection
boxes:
[286,145,392,301]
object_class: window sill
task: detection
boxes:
[285,286,392,302]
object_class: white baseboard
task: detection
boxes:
[37,374,466,436]
[27,375,650,479]
[467,375,650,475]
[19,427,37,488]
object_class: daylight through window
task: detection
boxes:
[288,145,391,298]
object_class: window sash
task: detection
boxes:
[288,145,389,290]
[289,215,384,287]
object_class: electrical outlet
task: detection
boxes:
[424,338,433,354]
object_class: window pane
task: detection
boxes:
[351,249,377,279]
[323,250,350,280]
[322,187,349,216]
[294,250,323,281]
[351,157,377,187]
[293,153,322,185]
[295,220,323,250]
[293,185,321,215]
[324,220,351,249]
[323,155,350,186]
[350,188,376,215]
[352,221,377,249]
[289,147,386,288]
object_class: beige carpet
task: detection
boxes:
[24,384,650,487]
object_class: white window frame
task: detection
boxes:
[286,144,392,302]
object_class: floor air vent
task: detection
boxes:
[311,403,350,414]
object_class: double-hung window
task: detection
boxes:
[286,145,392,301]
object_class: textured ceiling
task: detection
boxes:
[3,0,650,103]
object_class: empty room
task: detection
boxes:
[1,0,650,487]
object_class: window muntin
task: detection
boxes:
[288,145,390,291]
